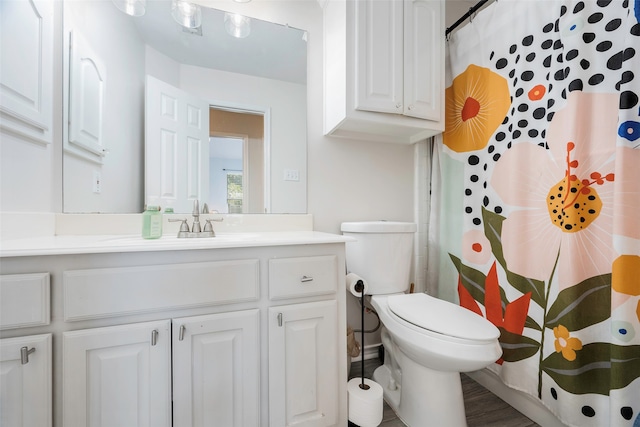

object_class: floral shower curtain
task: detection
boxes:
[437,1,640,426]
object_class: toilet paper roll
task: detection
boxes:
[348,377,383,427]
[346,273,369,297]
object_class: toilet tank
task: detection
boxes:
[341,221,417,295]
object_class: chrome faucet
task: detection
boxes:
[168,200,223,238]
[192,200,202,233]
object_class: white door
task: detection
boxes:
[63,320,171,427]
[269,300,339,427]
[0,334,52,427]
[403,0,442,121]
[355,0,403,114]
[172,310,260,427]
[145,76,209,213]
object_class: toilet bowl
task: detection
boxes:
[341,221,502,427]
[370,293,501,427]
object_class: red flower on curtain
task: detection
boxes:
[458,262,532,364]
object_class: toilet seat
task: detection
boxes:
[387,293,499,342]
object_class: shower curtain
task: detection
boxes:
[436,1,640,426]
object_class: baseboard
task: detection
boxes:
[351,343,381,362]
[466,369,567,427]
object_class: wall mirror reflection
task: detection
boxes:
[62,0,307,214]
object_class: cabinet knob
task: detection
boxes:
[151,329,159,346]
[277,313,283,327]
[300,275,314,283]
[20,346,36,365]
[179,325,186,341]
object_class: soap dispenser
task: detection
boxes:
[142,198,163,239]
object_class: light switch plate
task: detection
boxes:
[283,169,299,181]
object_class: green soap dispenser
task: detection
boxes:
[142,200,163,239]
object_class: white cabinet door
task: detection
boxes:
[355,0,403,114]
[0,0,53,145]
[172,310,260,427]
[403,0,442,121]
[269,300,338,427]
[63,320,171,427]
[0,334,52,427]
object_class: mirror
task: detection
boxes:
[62,0,307,214]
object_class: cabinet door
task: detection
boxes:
[403,0,442,121]
[269,300,338,427]
[355,0,403,114]
[172,310,260,427]
[0,334,52,427]
[63,320,171,427]
[0,0,53,145]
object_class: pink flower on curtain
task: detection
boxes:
[491,92,622,290]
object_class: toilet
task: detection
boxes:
[341,221,501,427]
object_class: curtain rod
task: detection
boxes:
[445,0,492,37]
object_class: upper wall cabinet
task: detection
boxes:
[323,0,444,144]
[0,0,53,145]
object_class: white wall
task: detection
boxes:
[179,65,307,214]
[62,0,145,213]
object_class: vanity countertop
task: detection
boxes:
[0,231,353,258]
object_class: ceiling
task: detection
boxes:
[133,1,307,85]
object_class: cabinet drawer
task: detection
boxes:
[269,255,338,300]
[64,260,259,321]
[0,273,50,330]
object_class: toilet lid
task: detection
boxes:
[387,293,500,341]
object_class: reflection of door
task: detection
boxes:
[210,107,265,213]
[145,76,209,212]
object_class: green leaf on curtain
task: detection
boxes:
[542,343,640,395]
[545,274,611,330]
[525,316,542,331]
[481,207,546,307]
[498,327,540,362]
[449,254,508,307]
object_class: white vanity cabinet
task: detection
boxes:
[0,236,348,427]
[63,310,260,427]
[323,0,445,144]
[172,310,260,427]
[268,301,338,427]
[0,334,52,427]
[0,272,52,427]
[63,320,172,427]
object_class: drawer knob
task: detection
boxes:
[300,275,314,283]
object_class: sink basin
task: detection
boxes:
[101,233,261,245]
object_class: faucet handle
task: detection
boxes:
[169,218,191,237]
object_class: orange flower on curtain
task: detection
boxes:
[443,64,510,153]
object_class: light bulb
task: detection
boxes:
[112,0,146,16]
[171,0,202,29]
[224,12,251,38]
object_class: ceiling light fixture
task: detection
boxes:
[111,0,146,16]
[171,0,202,29]
[224,12,251,38]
